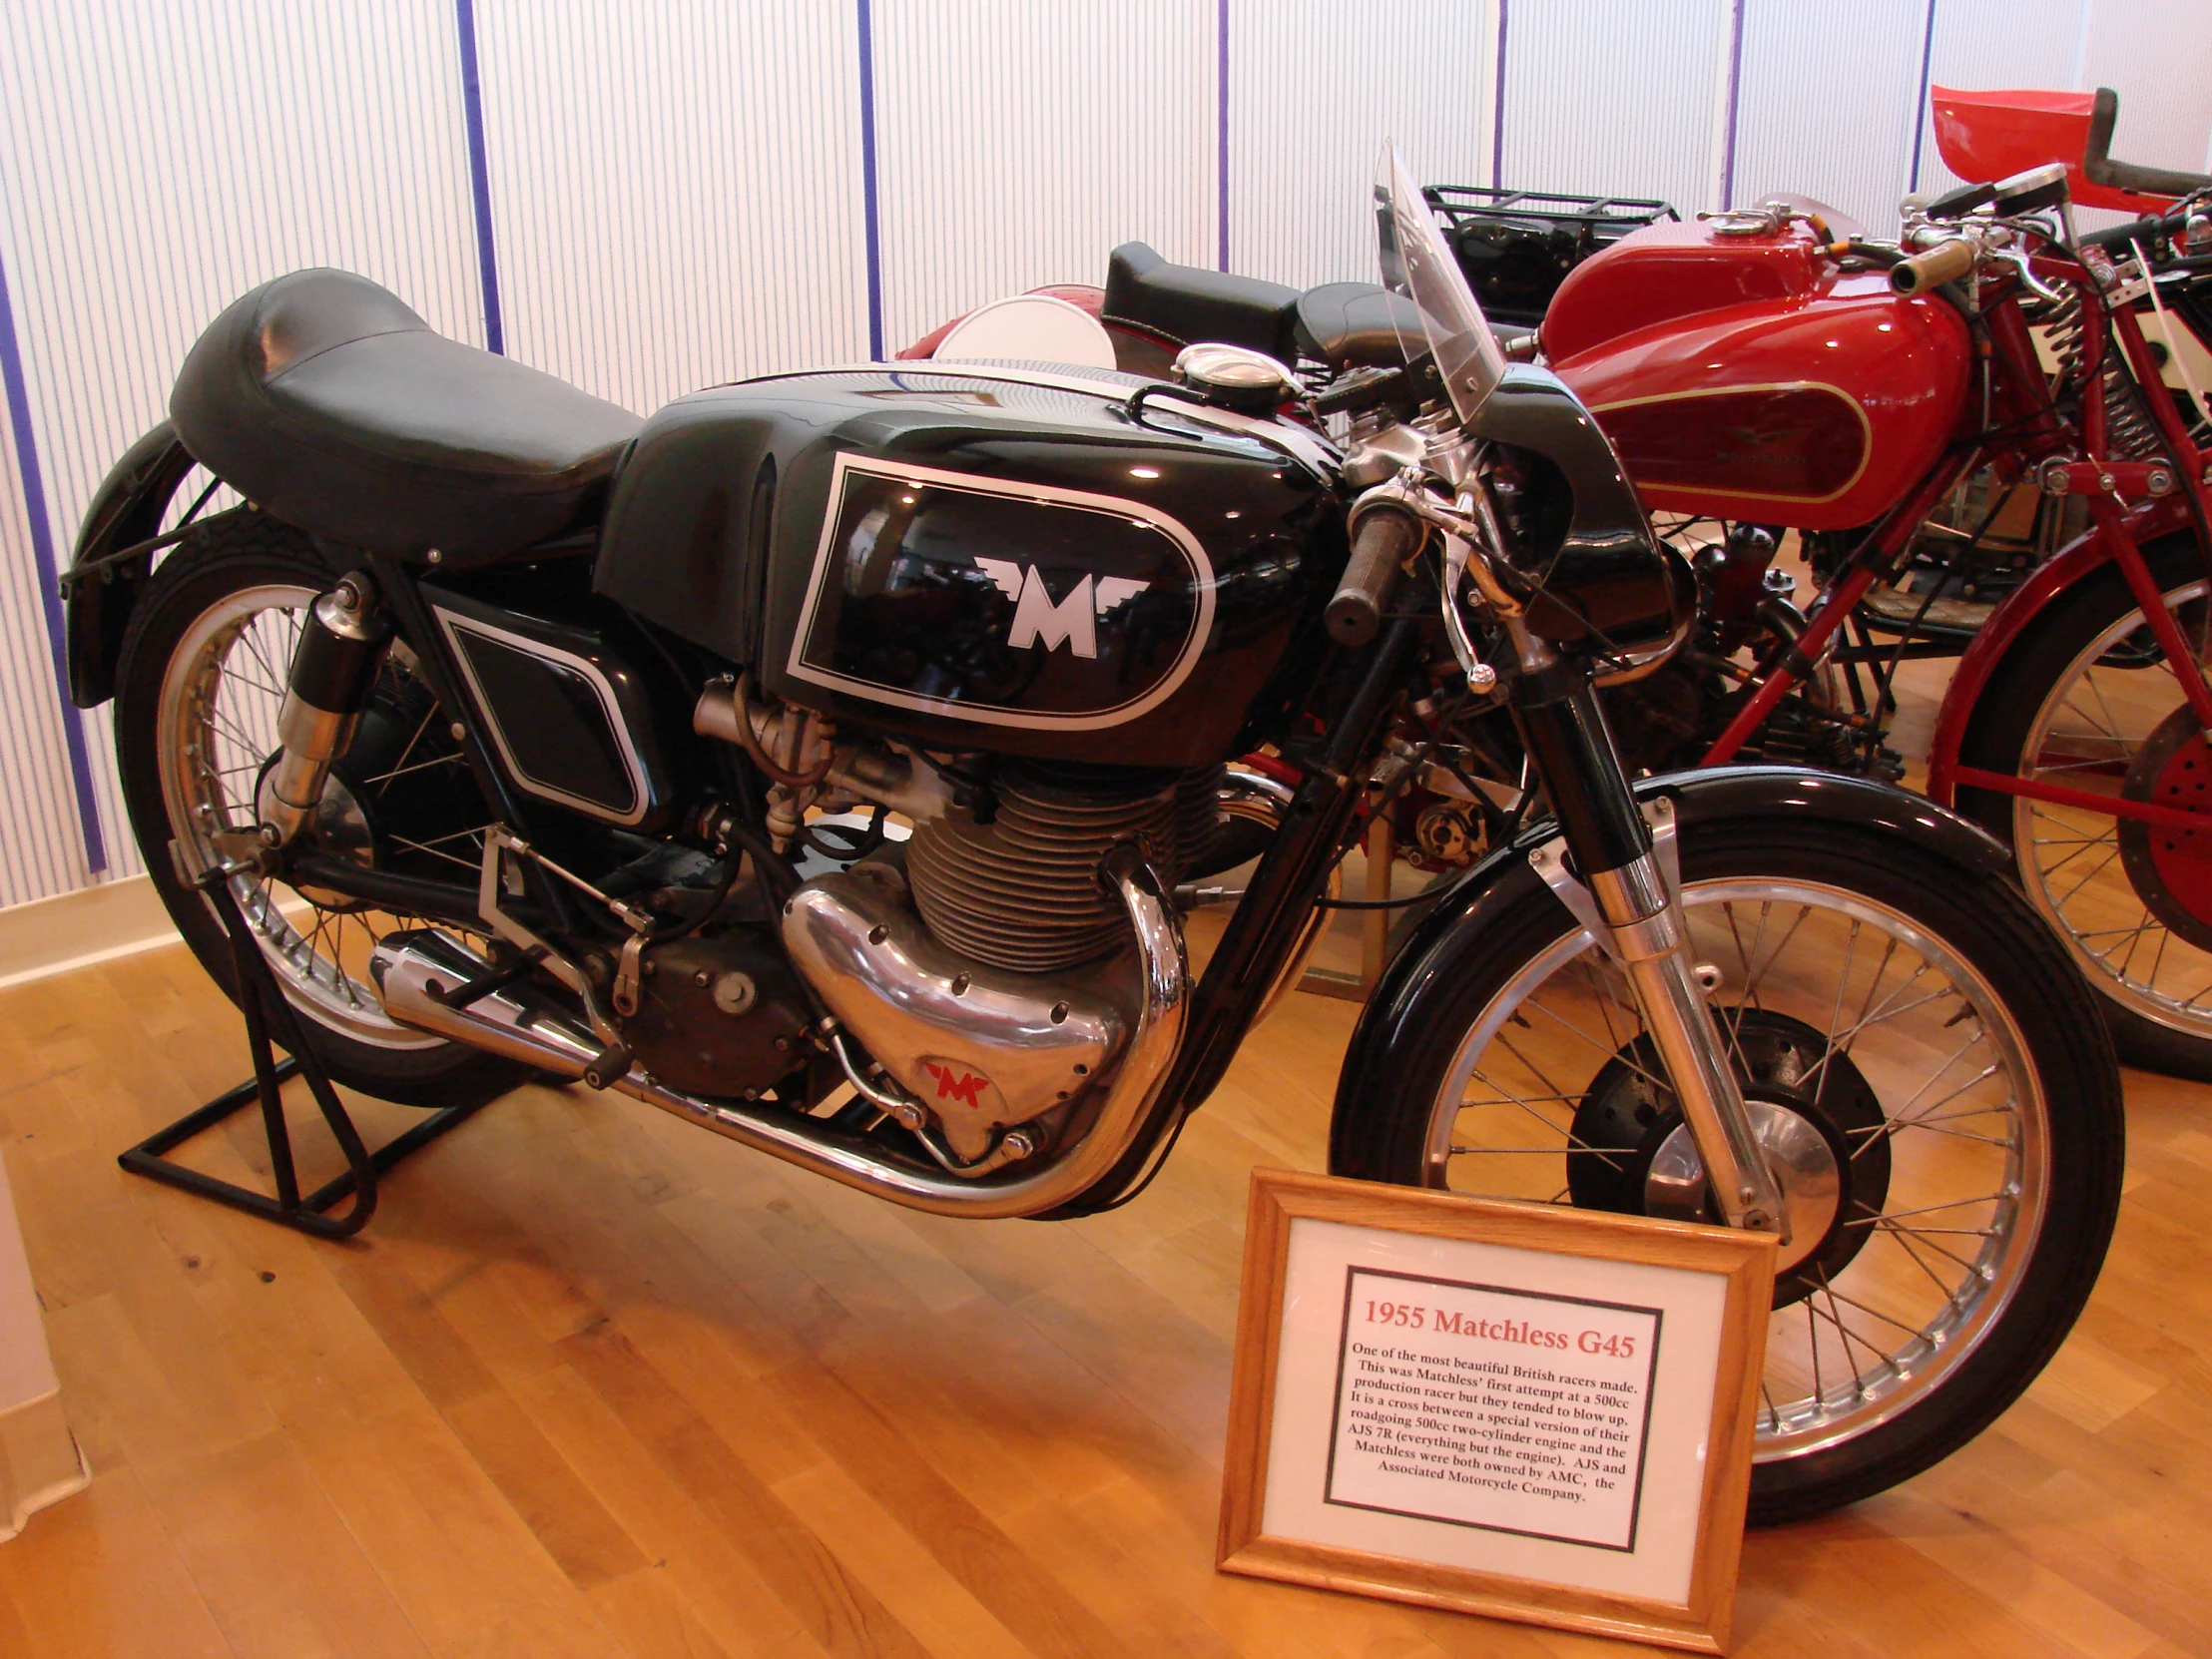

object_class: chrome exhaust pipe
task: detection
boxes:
[367,845,1187,1220]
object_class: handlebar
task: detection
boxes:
[2081,203,2209,254]
[1891,238,1979,294]
[1326,507,1421,647]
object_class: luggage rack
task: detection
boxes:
[1422,185,1678,326]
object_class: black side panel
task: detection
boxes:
[1103,243,1303,362]
[65,423,197,707]
[423,581,677,829]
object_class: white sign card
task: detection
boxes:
[1325,1265,1661,1553]
[1219,1171,1773,1655]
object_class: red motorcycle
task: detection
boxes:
[1537,140,2212,1078]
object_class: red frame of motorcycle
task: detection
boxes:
[1697,245,2212,839]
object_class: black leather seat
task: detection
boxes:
[1294,281,1424,368]
[1104,243,1303,362]
[171,270,642,563]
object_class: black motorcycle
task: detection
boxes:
[62,148,2118,1523]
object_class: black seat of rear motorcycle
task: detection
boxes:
[170,269,641,563]
[1294,281,1423,368]
[1104,242,1303,362]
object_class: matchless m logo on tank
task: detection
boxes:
[970,559,1148,659]
[788,453,1215,731]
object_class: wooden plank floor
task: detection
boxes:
[0,929,2207,1659]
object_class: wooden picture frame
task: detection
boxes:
[1219,1168,1777,1654]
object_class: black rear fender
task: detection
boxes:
[63,421,198,707]
[1328,765,2010,1172]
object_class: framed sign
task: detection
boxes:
[1219,1169,1776,1655]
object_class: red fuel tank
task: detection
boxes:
[1544,221,1972,531]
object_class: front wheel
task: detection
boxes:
[1331,819,2122,1523]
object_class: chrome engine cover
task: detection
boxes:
[782,865,1130,1159]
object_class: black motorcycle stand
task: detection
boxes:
[117,863,487,1239]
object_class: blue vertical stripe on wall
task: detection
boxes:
[1720,0,1747,209]
[455,0,506,354]
[1490,1,1509,188]
[0,249,103,874]
[857,0,884,360]
[1908,0,1938,190]
[1217,0,1231,271]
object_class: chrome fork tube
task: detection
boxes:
[1515,679,1787,1239]
[1588,847,1788,1238]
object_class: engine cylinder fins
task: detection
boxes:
[906,763,1224,975]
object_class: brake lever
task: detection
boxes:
[1435,531,1499,695]
[1995,244,2063,305]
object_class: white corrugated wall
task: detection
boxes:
[0,0,2207,911]
[1500,0,1735,218]
[1227,0,1496,292]
[1732,0,1934,234]
[871,0,1218,351]
[0,0,484,903]
[472,0,870,415]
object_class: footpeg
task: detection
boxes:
[582,1043,632,1090]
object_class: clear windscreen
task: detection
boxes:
[1377,143,1507,423]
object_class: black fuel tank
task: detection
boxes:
[593,364,1340,768]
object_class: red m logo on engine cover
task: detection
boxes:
[921,1060,990,1109]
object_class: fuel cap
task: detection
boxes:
[1172,342,1301,413]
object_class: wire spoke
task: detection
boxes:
[1868,1218,1983,1274]
[1519,995,1668,1093]
[1814,1275,1937,1339]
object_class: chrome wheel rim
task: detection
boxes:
[156,582,464,1049]
[1423,877,2046,1464]
[2013,579,2212,1037]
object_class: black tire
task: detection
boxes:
[1331,820,2123,1524]
[1955,534,2212,1079]
[113,509,527,1109]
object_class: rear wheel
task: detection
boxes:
[1332,820,2122,1522]
[1956,535,2212,1078]
[113,508,526,1107]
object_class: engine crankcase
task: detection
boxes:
[783,865,1130,1160]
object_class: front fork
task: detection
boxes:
[1515,675,1790,1240]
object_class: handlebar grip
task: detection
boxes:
[1326,508,1420,648]
[1891,239,1978,294]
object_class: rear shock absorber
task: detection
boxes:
[258,571,392,846]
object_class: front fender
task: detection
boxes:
[1328,765,2008,1173]
[63,422,196,707]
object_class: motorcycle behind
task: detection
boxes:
[61,146,2120,1523]
[1532,142,2212,1084]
